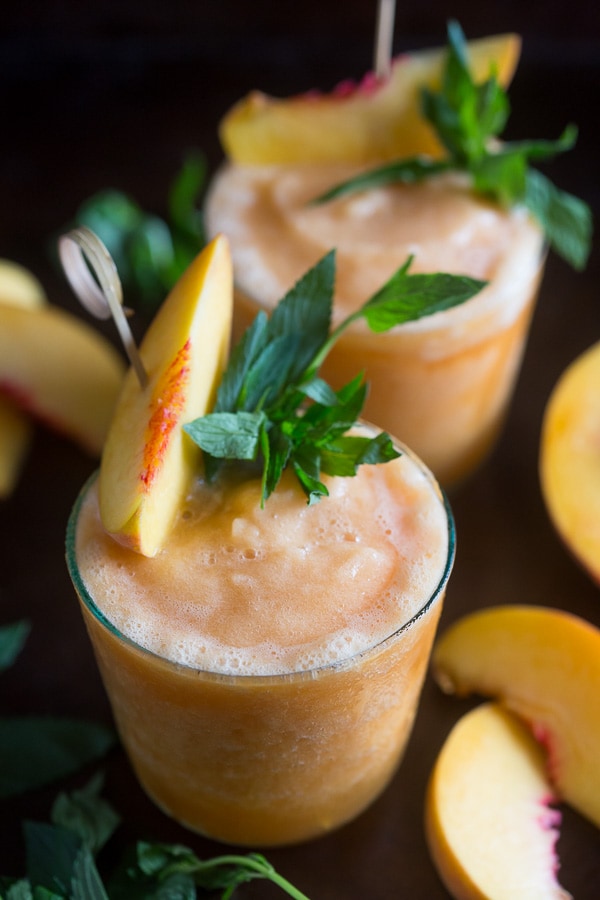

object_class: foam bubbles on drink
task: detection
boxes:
[76,446,449,676]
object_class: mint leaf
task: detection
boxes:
[422,19,510,165]
[314,20,592,270]
[71,848,109,900]
[213,311,270,412]
[0,620,31,672]
[24,821,81,897]
[52,774,120,857]
[313,158,450,203]
[0,878,34,898]
[268,250,335,380]
[360,260,487,332]
[0,718,116,799]
[184,411,266,461]
[186,252,484,503]
[524,168,593,271]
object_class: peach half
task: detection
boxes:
[540,340,600,583]
[431,605,600,829]
[425,702,570,900]
[98,234,233,558]
[220,32,520,165]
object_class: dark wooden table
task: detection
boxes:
[2,4,599,897]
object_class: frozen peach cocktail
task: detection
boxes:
[68,435,453,846]
[63,233,479,845]
[205,25,590,487]
[206,166,544,487]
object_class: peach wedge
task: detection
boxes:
[431,605,600,828]
[540,340,600,583]
[426,702,570,900]
[0,303,125,457]
[220,33,520,165]
[0,261,47,498]
[0,396,33,499]
[0,258,47,309]
[98,234,233,558]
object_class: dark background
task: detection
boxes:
[1,2,600,897]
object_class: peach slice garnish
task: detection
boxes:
[98,234,233,557]
[220,33,520,165]
[431,604,600,829]
[425,702,571,900]
[540,340,600,583]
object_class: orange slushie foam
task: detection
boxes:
[68,434,453,845]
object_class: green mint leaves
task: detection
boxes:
[0,619,31,673]
[0,621,116,801]
[315,20,592,271]
[112,845,310,899]
[3,776,310,899]
[184,251,486,504]
[68,153,206,314]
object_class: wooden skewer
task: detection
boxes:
[58,226,148,390]
[374,0,397,79]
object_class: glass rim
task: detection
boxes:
[66,447,456,686]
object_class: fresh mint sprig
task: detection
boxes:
[2,776,310,899]
[112,845,310,900]
[315,20,592,271]
[184,251,486,504]
[66,152,207,314]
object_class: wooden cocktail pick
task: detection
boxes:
[59,226,148,390]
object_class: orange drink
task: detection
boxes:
[205,166,545,486]
[67,431,454,846]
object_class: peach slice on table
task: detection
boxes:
[0,397,33,499]
[0,304,125,458]
[98,234,233,558]
[220,33,520,165]
[540,340,600,583]
[0,262,48,498]
[431,604,600,829]
[0,258,47,309]
[425,702,570,900]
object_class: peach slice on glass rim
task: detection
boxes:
[431,604,600,829]
[219,33,520,165]
[540,340,600,583]
[98,234,233,558]
[425,702,570,900]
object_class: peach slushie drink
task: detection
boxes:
[67,432,454,846]
[205,167,544,486]
[206,25,590,487]
[62,229,471,847]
